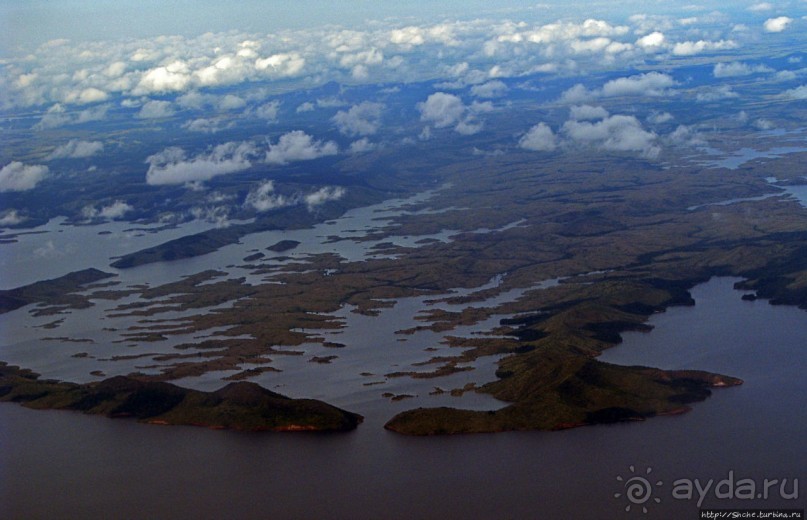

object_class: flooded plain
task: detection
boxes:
[1,178,805,518]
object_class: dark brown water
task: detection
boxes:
[1,278,805,519]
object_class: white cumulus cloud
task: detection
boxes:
[518,123,557,151]
[0,162,49,192]
[470,80,508,98]
[265,131,338,165]
[244,180,294,212]
[763,17,792,33]
[48,139,104,159]
[601,72,676,97]
[254,52,305,77]
[33,103,111,131]
[83,200,133,220]
[648,112,674,124]
[254,100,280,121]
[748,3,773,12]
[569,105,609,121]
[0,210,25,227]
[417,92,485,135]
[146,141,257,185]
[560,84,595,104]
[0,14,768,116]
[137,100,175,119]
[34,104,72,129]
[0,13,766,120]
[454,119,484,135]
[243,181,345,213]
[332,102,385,136]
[146,131,339,185]
[305,186,346,210]
[713,61,773,77]
[76,87,109,104]
[99,201,133,219]
[636,32,666,51]
[349,138,377,154]
[696,85,739,102]
[666,125,706,147]
[782,85,807,99]
[560,72,675,103]
[133,61,192,95]
[562,115,660,158]
[296,102,315,113]
[753,118,775,130]
[418,92,467,128]
[672,39,737,56]
[182,117,233,133]
[217,94,246,111]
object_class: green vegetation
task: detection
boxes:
[385,353,741,434]
[0,362,362,432]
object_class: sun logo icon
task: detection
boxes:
[614,465,663,514]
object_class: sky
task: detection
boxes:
[3,0,802,52]
[0,1,532,52]
[2,0,804,109]
[1,1,806,204]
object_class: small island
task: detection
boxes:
[0,363,362,432]
[266,239,301,252]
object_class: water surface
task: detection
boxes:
[2,277,804,519]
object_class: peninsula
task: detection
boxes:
[0,363,362,432]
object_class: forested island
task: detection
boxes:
[0,363,362,432]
